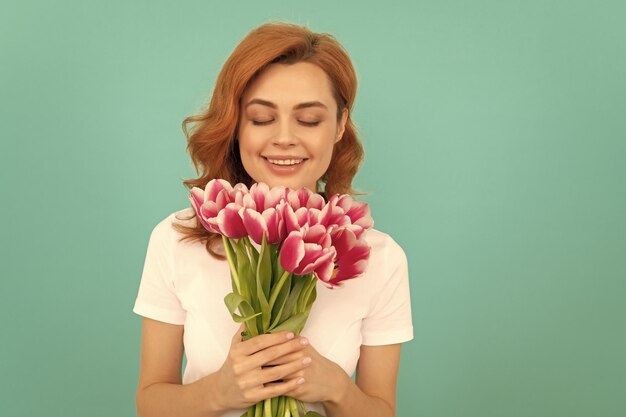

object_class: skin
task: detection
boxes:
[136,61,401,417]
[237,61,348,193]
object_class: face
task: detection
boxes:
[237,61,348,192]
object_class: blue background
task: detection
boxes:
[1,1,625,416]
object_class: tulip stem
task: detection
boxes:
[222,236,241,294]
[297,399,308,415]
[268,270,291,309]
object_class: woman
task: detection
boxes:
[133,21,413,417]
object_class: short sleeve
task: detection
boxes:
[132,214,186,325]
[361,237,414,345]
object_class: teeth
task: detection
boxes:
[267,158,303,166]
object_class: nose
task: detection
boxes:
[272,120,297,147]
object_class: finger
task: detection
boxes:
[280,368,307,383]
[256,374,306,399]
[248,337,309,370]
[263,350,307,366]
[237,331,297,356]
[257,357,311,386]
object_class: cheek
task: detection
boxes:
[237,130,258,157]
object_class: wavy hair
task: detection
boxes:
[173,21,365,259]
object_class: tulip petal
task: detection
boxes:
[189,193,216,233]
[283,204,300,234]
[331,227,357,256]
[348,201,374,229]
[280,231,305,272]
[308,248,336,280]
[262,207,284,244]
[217,204,247,238]
[206,179,232,202]
[249,182,269,210]
[335,240,370,281]
[242,208,266,244]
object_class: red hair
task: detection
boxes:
[173,21,365,259]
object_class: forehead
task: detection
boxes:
[241,62,335,108]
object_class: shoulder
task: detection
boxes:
[149,207,196,241]
[364,228,407,265]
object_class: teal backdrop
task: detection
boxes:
[1,1,625,416]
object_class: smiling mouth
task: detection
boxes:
[262,156,307,166]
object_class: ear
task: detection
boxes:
[334,108,349,143]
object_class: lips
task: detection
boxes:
[262,155,308,166]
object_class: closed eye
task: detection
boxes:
[252,120,273,126]
[252,120,320,127]
[300,121,320,127]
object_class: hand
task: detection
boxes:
[264,340,349,404]
[210,324,313,411]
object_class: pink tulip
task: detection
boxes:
[215,203,247,239]
[328,227,371,287]
[243,182,289,212]
[287,187,325,210]
[315,194,373,239]
[242,200,287,245]
[205,179,234,201]
[189,180,237,234]
[280,225,336,282]
[317,196,351,228]
[189,187,218,233]
[283,205,319,234]
[332,194,374,230]
[190,180,250,237]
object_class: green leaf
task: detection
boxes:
[282,276,306,318]
[256,233,272,331]
[222,236,240,294]
[297,275,317,313]
[298,283,317,334]
[268,270,291,310]
[268,312,308,334]
[224,293,261,336]
[232,240,250,294]
[257,233,272,300]
[244,236,259,272]
[233,239,259,328]
[303,276,318,309]
[269,272,291,329]
[304,412,325,417]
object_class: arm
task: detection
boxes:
[322,343,402,417]
[135,317,312,417]
[135,317,223,417]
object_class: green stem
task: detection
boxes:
[263,398,272,416]
[287,397,300,417]
[297,399,308,415]
[268,270,291,308]
[222,236,241,294]
[276,396,285,417]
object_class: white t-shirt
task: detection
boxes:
[133,207,413,417]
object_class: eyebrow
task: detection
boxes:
[244,98,328,111]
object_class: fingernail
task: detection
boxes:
[302,357,312,365]
[286,332,294,340]
[300,337,309,345]
[297,378,305,384]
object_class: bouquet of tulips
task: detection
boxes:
[189,179,373,417]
